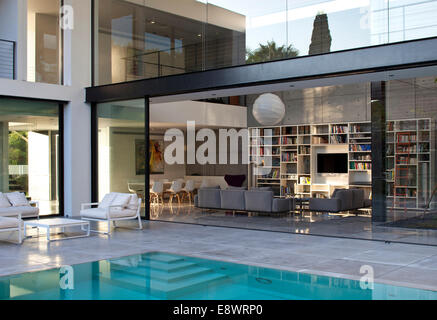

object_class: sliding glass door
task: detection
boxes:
[0,98,61,216]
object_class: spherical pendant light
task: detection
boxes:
[252,93,285,126]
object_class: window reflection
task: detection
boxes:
[95,0,437,85]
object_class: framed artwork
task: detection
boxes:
[135,139,164,175]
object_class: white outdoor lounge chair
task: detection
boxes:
[0,212,22,244]
[80,192,142,234]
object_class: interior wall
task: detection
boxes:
[247,83,371,126]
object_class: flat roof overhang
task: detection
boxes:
[86,37,437,103]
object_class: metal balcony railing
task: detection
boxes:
[0,39,15,80]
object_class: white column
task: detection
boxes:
[63,0,92,217]
[16,0,27,81]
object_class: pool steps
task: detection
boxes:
[100,252,230,298]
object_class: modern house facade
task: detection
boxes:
[0,0,436,242]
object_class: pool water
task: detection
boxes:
[0,252,436,300]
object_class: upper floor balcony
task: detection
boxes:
[94,0,437,85]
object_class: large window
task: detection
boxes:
[0,98,61,216]
[97,98,146,214]
[94,0,437,85]
[385,76,437,223]
[27,0,62,84]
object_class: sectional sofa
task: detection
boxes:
[309,188,371,213]
[194,187,294,213]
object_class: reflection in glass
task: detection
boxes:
[27,0,62,84]
[0,98,60,216]
[95,0,437,84]
[97,99,146,215]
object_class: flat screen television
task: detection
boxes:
[317,153,348,173]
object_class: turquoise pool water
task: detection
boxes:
[0,252,436,300]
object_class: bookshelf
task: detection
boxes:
[249,121,372,198]
[249,118,432,210]
[385,118,432,209]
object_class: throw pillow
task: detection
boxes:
[111,193,132,208]
[0,193,11,208]
[5,192,30,207]
[127,193,139,210]
[98,193,118,209]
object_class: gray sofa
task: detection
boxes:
[194,187,294,213]
[309,188,371,213]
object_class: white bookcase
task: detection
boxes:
[385,118,432,209]
[249,118,433,210]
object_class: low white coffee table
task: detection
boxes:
[24,218,90,241]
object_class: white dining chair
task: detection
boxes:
[166,180,183,205]
[181,180,195,204]
[150,181,164,205]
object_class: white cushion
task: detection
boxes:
[0,207,20,215]
[16,206,39,217]
[98,193,118,209]
[80,207,137,219]
[0,217,20,229]
[0,193,11,208]
[127,193,139,210]
[5,192,29,207]
[111,193,132,208]
[0,206,38,218]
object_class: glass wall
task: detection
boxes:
[0,98,60,216]
[27,0,62,84]
[94,0,437,85]
[148,99,248,220]
[97,98,146,214]
[385,76,437,224]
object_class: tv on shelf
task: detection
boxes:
[317,153,348,174]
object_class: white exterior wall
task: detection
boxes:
[63,0,92,217]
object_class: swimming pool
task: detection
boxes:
[0,252,435,300]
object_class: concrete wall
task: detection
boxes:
[247,82,371,127]
[62,0,92,217]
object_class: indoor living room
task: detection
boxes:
[151,74,436,243]
[95,73,437,244]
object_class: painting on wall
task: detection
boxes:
[135,139,164,175]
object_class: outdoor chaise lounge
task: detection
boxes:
[80,192,142,234]
[0,192,39,219]
[0,212,22,244]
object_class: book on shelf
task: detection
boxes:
[299,146,311,154]
[281,136,297,144]
[299,126,310,134]
[281,152,297,162]
[350,162,372,170]
[299,177,311,185]
[281,185,294,196]
[350,144,371,152]
[330,135,347,144]
[331,125,347,134]
[351,154,371,161]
